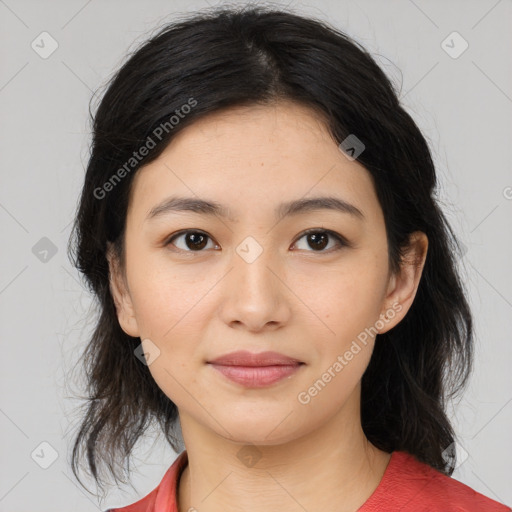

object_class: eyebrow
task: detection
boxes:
[145,195,365,223]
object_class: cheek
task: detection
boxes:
[126,258,215,393]
[128,257,214,339]
[297,348,372,416]
[295,258,386,337]
[145,358,202,416]
[295,269,380,413]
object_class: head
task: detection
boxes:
[68,5,473,494]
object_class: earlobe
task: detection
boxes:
[106,243,140,338]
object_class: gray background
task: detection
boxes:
[1,0,511,510]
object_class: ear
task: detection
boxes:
[377,231,428,334]
[106,242,140,338]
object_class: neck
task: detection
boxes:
[176,388,391,512]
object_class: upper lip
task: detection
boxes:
[207,350,303,366]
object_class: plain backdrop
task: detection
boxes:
[1,0,511,510]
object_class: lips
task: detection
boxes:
[207,350,305,388]
[207,350,303,366]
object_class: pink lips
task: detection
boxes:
[207,350,304,388]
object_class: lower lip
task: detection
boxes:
[208,363,303,388]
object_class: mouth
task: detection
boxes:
[206,350,305,388]
[207,350,304,367]
[207,361,305,388]
[210,363,303,388]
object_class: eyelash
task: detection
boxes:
[164,228,349,254]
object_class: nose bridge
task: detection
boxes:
[232,234,279,294]
[218,234,290,330]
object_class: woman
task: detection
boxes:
[68,5,511,512]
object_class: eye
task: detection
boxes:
[165,230,218,252]
[292,229,347,253]
[165,228,348,254]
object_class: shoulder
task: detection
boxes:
[410,462,510,511]
[104,486,159,512]
[105,450,188,512]
[361,451,511,512]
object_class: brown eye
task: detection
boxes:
[293,229,346,253]
[165,228,347,254]
[166,230,216,252]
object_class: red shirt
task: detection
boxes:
[106,449,511,511]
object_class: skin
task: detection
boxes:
[107,100,428,512]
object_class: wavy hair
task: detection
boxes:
[67,5,473,494]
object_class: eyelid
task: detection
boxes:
[291,228,349,252]
[165,228,349,253]
[165,229,218,251]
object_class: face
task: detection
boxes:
[107,100,427,446]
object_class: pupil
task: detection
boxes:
[187,232,207,250]
[309,232,328,250]
[183,232,329,251]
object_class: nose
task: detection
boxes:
[218,246,291,332]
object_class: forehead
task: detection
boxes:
[163,101,337,167]
[128,101,380,226]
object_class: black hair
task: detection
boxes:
[67,4,473,495]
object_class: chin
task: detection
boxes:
[214,415,304,446]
